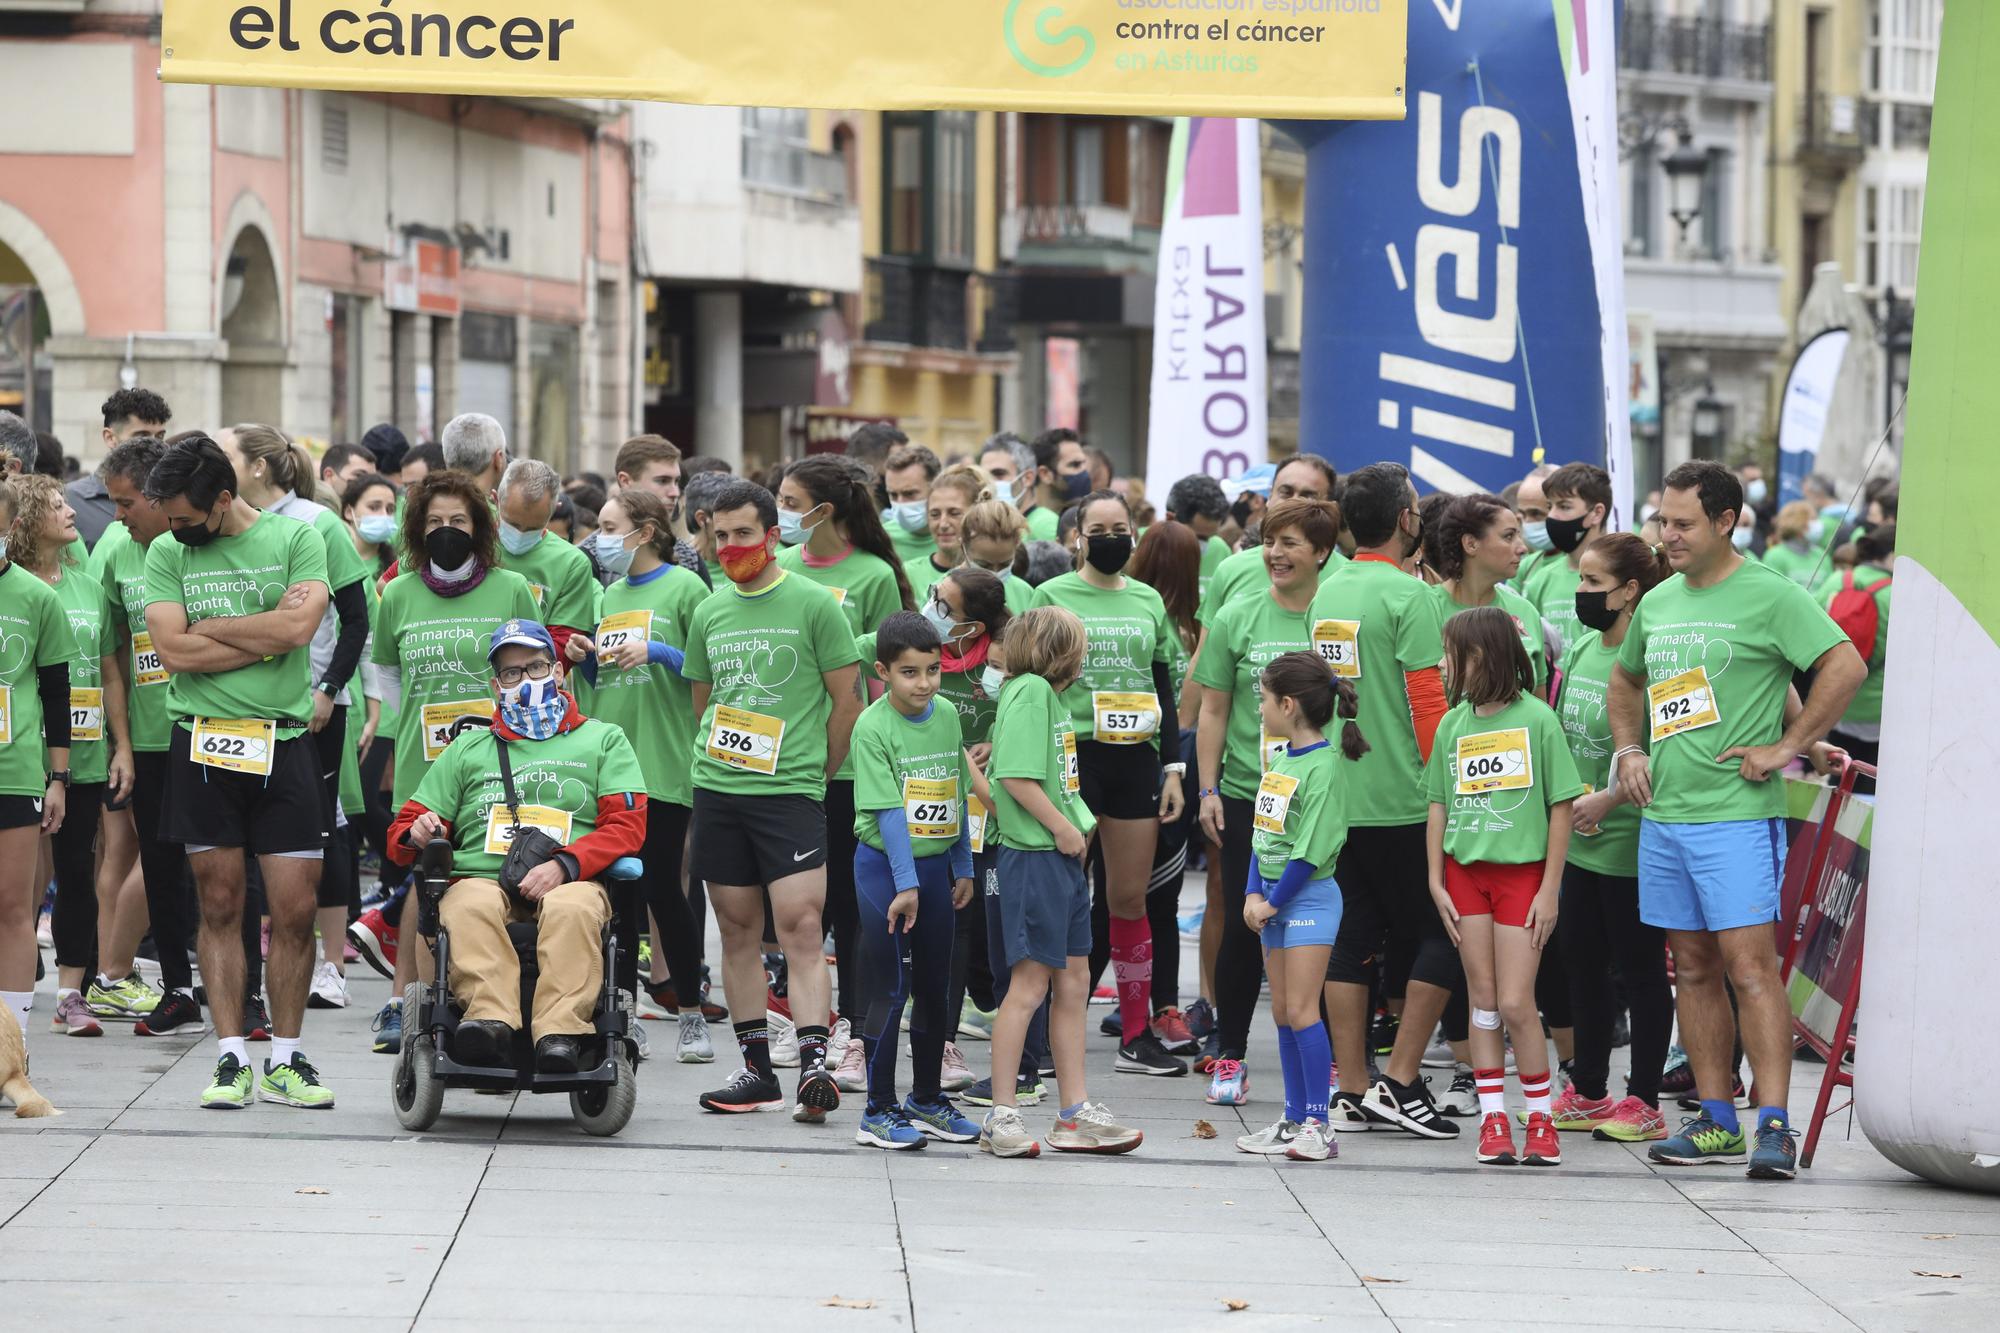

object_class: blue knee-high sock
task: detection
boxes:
[1275,1025,1303,1124]
[1294,1022,1331,1124]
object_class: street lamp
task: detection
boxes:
[1662,127,1710,245]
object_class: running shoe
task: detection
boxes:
[676,1011,715,1064]
[1099,1011,1123,1038]
[1476,1111,1517,1165]
[828,1015,853,1061]
[979,1105,1041,1158]
[1420,1035,1456,1069]
[1090,983,1116,1004]
[260,1054,335,1108]
[630,1019,651,1063]
[1287,1119,1334,1162]
[939,1042,976,1092]
[1195,1029,1223,1074]
[1543,1086,1615,1132]
[834,1029,869,1092]
[1116,1031,1189,1077]
[1328,1090,1373,1134]
[958,998,996,1041]
[1047,1102,1143,1154]
[1593,1096,1668,1143]
[1205,1058,1248,1107]
[1676,1078,1750,1113]
[1360,1075,1460,1139]
[1649,1115,1748,1166]
[1658,1045,1693,1097]
[370,999,402,1054]
[36,906,53,948]
[52,991,103,1037]
[1747,1118,1800,1180]
[137,989,206,1038]
[1369,1011,1400,1057]
[241,995,272,1042]
[346,907,397,978]
[795,1059,840,1123]
[1183,997,1215,1041]
[1522,1111,1562,1165]
[1437,1063,1479,1118]
[855,1103,928,1150]
[767,1008,800,1068]
[698,1067,784,1113]
[86,973,159,1020]
[645,977,729,1021]
[1151,1007,1199,1055]
[307,960,349,1010]
[961,1074,1044,1107]
[201,1053,253,1109]
[1235,1119,1298,1155]
[904,1094,980,1143]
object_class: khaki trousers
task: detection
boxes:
[440,878,609,1037]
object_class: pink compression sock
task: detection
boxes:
[1109,915,1152,1043]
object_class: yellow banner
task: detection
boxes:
[161,0,1407,120]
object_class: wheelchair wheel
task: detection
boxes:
[569,1051,637,1138]
[393,982,445,1132]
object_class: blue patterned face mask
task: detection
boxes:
[499,675,565,740]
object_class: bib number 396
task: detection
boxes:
[190,717,277,777]
[707,706,785,775]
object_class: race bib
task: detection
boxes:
[1091,690,1158,745]
[968,792,988,855]
[1312,619,1362,679]
[69,688,104,742]
[707,706,785,774]
[1059,729,1080,795]
[484,803,575,856]
[528,583,548,608]
[0,685,10,745]
[132,632,169,687]
[421,699,493,763]
[1253,770,1299,835]
[1648,667,1722,743]
[1260,728,1288,774]
[595,609,654,657]
[827,587,848,606]
[190,716,277,777]
[902,776,961,840]
[1454,727,1534,797]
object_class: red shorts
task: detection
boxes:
[1444,859,1545,929]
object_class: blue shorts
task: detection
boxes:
[1254,872,1343,950]
[1637,819,1785,933]
[995,846,1091,970]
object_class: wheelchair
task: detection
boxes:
[392,838,644,1137]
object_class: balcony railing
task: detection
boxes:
[1621,11,1771,83]
[864,259,971,351]
[1799,92,1865,168]
[1000,205,1137,261]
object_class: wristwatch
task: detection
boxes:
[46,769,71,787]
[1197,786,1219,799]
[317,679,341,698]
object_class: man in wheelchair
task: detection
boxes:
[384,621,648,1074]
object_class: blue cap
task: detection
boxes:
[1223,464,1277,502]
[488,619,556,661]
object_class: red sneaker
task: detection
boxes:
[1522,1111,1562,1166]
[345,907,397,979]
[1477,1111,1517,1165]
[1151,1007,1198,1055]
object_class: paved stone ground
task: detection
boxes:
[5,885,1997,1331]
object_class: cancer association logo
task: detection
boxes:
[1005,0,1095,77]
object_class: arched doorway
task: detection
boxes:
[0,239,53,431]
[219,225,285,427]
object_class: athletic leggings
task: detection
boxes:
[1212,794,1265,1059]
[822,779,860,1020]
[50,783,107,973]
[310,705,354,911]
[854,844,954,1107]
[981,847,1049,1074]
[131,751,195,994]
[635,801,702,1007]
[1535,929,1572,1031]
[1559,864,1672,1105]
[359,735,396,869]
[943,893,995,1043]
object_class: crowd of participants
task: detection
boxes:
[0,397,1890,1175]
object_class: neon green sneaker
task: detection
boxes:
[201,1054,253,1109]
[1648,1114,1747,1165]
[260,1053,336,1109]
[87,973,160,1020]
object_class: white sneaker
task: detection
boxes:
[1235,1119,1299,1155]
[307,960,349,1010]
[676,1011,715,1063]
[630,1019,651,1063]
[768,1009,800,1068]
[940,1041,976,1092]
[1421,1033,1456,1069]
[828,1015,852,1063]
[834,1027,869,1092]
[1437,1063,1480,1117]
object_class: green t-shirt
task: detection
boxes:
[1555,630,1641,876]
[1251,741,1351,881]
[0,562,79,797]
[1190,589,1312,803]
[1425,695,1585,866]
[371,568,539,808]
[586,565,711,807]
[682,570,862,799]
[50,562,113,785]
[1030,573,1174,748]
[1616,558,1849,825]
[775,546,903,781]
[988,672,1095,850]
[1197,534,1229,603]
[1308,558,1447,827]
[94,523,171,754]
[1524,557,1582,658]
[143,510,331,738]
[887,522,937,569]
[1197,545,1349,627]
[1820,565,1891,728]
[1435,581,1548,693]
[501,532,602,631]
[1024,506,1059,543]
[1759,540,1826,594]
[850,695,969,860]
[904,553,956,604]
[1512,548,1553,597]
[1003,573,1035,616]
[408,718,646,879]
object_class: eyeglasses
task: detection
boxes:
[495,660,556,687]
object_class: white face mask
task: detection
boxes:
[884,501,928,534]
[980,665,1005,697]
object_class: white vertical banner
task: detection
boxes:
[1562,0,1632,526]
[1145,118,1267,502]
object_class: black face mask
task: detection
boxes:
[1546,513,1593,554]
[1574,589,1622,633]
[1083,534,1134,575]
[172,507,222,548]
[425,526,477,569]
